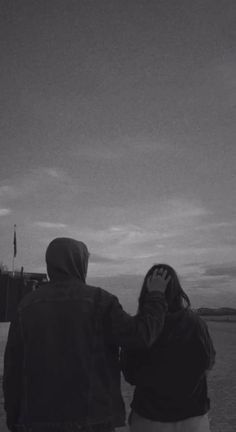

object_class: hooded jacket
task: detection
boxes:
[3,238,167,432]
[121,307,216,422]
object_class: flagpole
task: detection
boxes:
[12,224,17,277]
[12,255,15,276]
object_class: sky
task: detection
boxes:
[0,0,236,308]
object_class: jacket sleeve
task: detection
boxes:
[3,314,24,430]
[105,291,167,350]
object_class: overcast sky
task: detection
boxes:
[0,0,236,306]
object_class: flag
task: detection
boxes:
[13,225,17,257]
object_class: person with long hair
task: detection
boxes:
[121,264,216,432]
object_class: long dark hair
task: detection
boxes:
[138,263,191,313]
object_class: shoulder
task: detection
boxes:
[167,308,197,328]
[84,283,120,308]
[18,282,51,311]
[18,281,120,312]
[184,309,211,342]
[182,308,203,326]
[84,283,115,299]
[95,286,121,309]
[174,309,204,340]
[188,309,208,329]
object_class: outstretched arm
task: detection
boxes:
[106,270,170,350]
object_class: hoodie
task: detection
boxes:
[3,237,168,431]
[121,308,216,422]
[46,237,89,283]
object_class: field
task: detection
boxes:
[0,320,235,432]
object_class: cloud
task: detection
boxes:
[72,224,167,256]
[89,253,120,264]
[194,221,236,231]
[66,198,211,266]
[180,262,236,302]
[87,273,236,311]
[70,196,236,279]
[0,175,232,282]
[34,221,67,229]
[1,167,74,200]
[74,136,169,161]
[42,168,62,178]
[0,167,86,225]
[203,263,236,279]
[157,198,209,220]
[0,186,14,197]
[0,208,11,216]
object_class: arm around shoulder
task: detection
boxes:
[106,290,167,349]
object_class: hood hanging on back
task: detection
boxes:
[46,237,89,282]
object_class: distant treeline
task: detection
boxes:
[196,307,236,316]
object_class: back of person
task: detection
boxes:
[3,238,169,432]
[121,264,216,432]
[124,309,214,421]
[16,279,125,428]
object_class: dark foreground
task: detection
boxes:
[0,321,235,432]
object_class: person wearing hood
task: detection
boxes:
[3,238,170,432]
[121,264,216,432]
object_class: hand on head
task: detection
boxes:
[146,268,171,294]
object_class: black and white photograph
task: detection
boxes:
[0,1,236,431]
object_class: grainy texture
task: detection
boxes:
[0,321,235,432]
